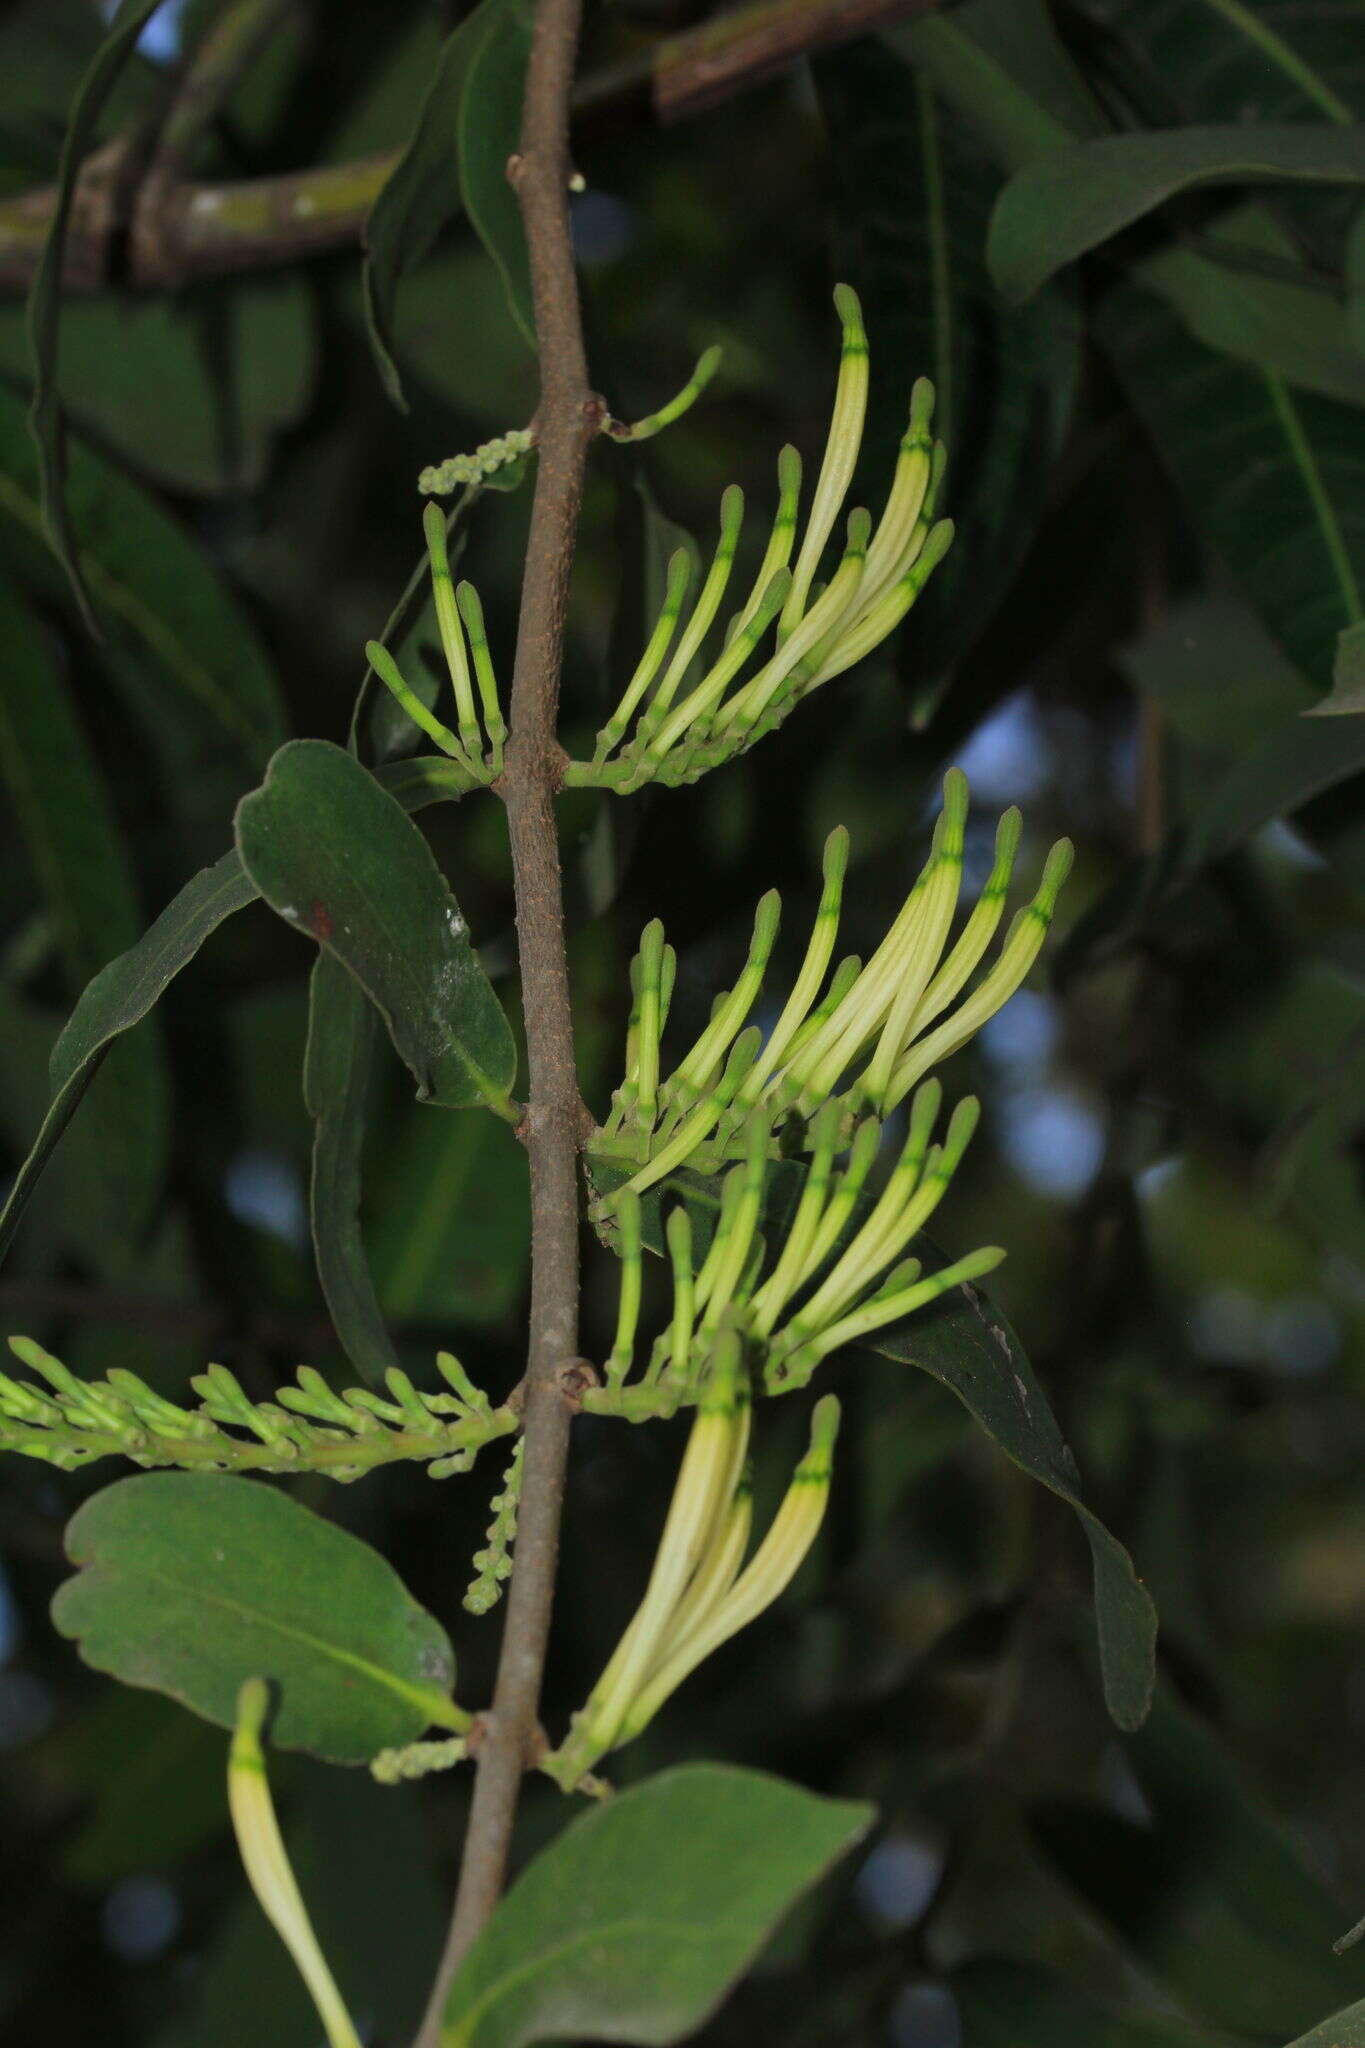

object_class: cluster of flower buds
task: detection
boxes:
[366,503,507,784]
[593,770,1072,1204]
[0,1337,515,1480]
[546,1336,840,1790]
[417,427,535,498]
[564,286,952,794]
[464,1438,524,1614]
[589,1087,1002,1417]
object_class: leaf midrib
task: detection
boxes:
[70,1552,458,1734]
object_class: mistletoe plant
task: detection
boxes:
[0,4,1156,2039]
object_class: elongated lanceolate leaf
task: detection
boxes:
[1285,2000,1365,2046]
[235,740,516,1109]
[0,585,169,1253]
[441,1766,871,2046]
[24,0,163,627]
[362,0,528,408]
[990,124,1365,302]
[457,0,534,348]
[304,952,402,1388]
[54,1473,462,1765]
[0,381,286,769]
[0,759,469,1270]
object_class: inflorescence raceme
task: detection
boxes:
[0,1341,516,1479]
[374,287,949,797]
[564,285,951,793]
[586,1085,1003,1423]
[591,769,1073,1205]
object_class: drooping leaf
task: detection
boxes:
[304,951,402,1388]
[871,1246,1156,1732]
[362,0,527,408]
[457,0,534,348]
[952,1958,1248,2047]
[588,1150,1156,1731]
[23,0,163,627]
[819,37,1080,714]
[1034,1687,1365,2036]
[440,1765,872,2046]
[0,582,167,1245]
[0,850,253,1269]
[1100,283,1365,694]
[1310,617,1365,713]
[53,1472,463,1764]
[901,5,1365,405]
[0,279,315,497]
[1071,0,1363,130]
[1284,1999,1365,2047]
[0,759,467,1269]
[235,739,516,1110]
[0,380,286,770]
[369,1105,529,1328]
[989,124,1365,302]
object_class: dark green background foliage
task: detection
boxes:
[3,1,1365,2043]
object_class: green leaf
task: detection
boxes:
[1309,617,1365,712]
[1035,1687,1365,2036]
[818,40,1080,712]
[0,280,315,498]
[989,124,1365,302]
[589,1151,1155,1731]
[870,1243,1156,1732]
[0,758,467,1270]
[457,0,534,349]
[1285,2000,1365,2046]
[0,583,167,1244]
[1100,283,1365,692]
[362,0,529,409]
[440,1764,872,2046]
[23,0,163,628]
[901,5,1365,406]
[0,380,286,771]
[53,1472,462,1764]
[952,1958,1248,2047]
[304,951,402,1388]
[0,850,253,1269]
[369,1106,529,1328]
[235,739,516,1109]
[1076,0,1363,129]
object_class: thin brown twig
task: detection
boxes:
[0,0,944,293]
[411,0,597,2035]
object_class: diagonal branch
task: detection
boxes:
[411,0,598,2037]
[0,0,945,293]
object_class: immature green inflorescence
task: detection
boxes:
[592,769,1072,1203]
[0,1340,516,1480]
[564,285,953,793]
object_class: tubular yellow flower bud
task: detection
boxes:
[886,837,1074,1110]
[615,1396,840,1744]
[640,485,746,729]
[727,444,803,647]
[364,641,481,778]
[781,284,868,635]
[454,582,505,768]
[423,502,481,758]
[566,1335,749,1760]
[228,1680,363,2048]
[595,548,694,762]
